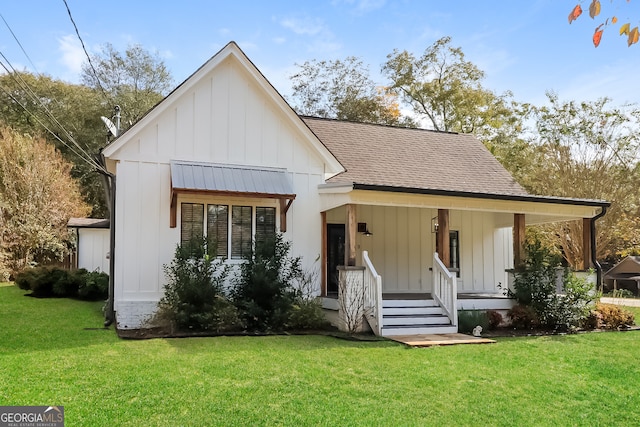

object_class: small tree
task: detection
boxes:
[231,234,302,332]
[337,270,367,334]
[0,125,90,277]
[160,238,238,332]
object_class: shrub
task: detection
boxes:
[594,303,635,329]
[487,310,503,330]
[606,289,635,299]
[14,266,108,300]
[231,233,302,332]
[161,237,237,332]
[509,239,595,331]
[288,264,328,330]
[77,270,109,300]
[507,304,540,330]
[458,310,489,334]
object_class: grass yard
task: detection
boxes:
[2,282,640,426]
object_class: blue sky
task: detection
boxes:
[1,0,639,109]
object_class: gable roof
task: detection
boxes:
[303,116,527,196]
[303,116,609,208]
[101,42,344,176]
[605,256,640,279]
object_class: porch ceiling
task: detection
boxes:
[318,186,607,224]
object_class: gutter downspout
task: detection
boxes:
[590,205,608,292]
[97,152,116,327]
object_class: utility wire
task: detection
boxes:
[0,51,102,170]
[0,11,80,133]
[0,82,106,173]
[61,0,110,104]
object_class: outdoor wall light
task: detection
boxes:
[431,216,439,233]
[357,222,373,236]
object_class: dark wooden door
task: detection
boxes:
[326,224,345,295]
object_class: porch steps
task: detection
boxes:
[380,299,457,336]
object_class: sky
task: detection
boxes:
[1,0,639,111]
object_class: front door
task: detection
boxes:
[326,224,345,295]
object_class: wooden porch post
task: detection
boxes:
[582,217,592,270]
[345,204,357,266]
[437,209,450,267]
[321,211,327,296]
[514,213,526,269]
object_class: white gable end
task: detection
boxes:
[103,42,342,177]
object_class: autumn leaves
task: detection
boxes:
[569,0,638,47]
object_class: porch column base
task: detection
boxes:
[337,266,368,333]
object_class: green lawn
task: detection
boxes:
[2,282,640,426]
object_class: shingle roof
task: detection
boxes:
[67,218,110,228]
[302,116,529,197]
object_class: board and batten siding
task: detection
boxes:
[109,56,330,328]
[77,228,110,273]
[326,206,513,294]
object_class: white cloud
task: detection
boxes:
[331,0,386,14]
[280,16,325,36]
[57,34,85,76]
[273,36,286,45]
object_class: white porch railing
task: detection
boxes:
[432,252,458,327]
[362,250,383,336]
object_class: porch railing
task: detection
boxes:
[432,252,458,327]
[362,250,383,335]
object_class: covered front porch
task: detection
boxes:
[318,187,607,336]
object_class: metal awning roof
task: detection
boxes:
[170,161,295,198]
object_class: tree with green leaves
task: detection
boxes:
[0,71,107,217]
[289,56,410,126]
[523,93,640,267]
[81,43,174,129]
[0,125,90,278]
[382,36,521,142]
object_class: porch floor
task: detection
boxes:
[387,332,496,347]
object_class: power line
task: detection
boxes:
[0,13,39,75]
[61,0,110,103]
[0,55,106,173]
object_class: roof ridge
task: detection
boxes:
[299,115,462,136]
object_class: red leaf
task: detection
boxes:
[568,4,582,24]
[593,26,604,47]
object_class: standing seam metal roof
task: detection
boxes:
[170,161,295,196]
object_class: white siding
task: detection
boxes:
[110,56,328,328]
[77,228,110,273]
[326,206,513,294]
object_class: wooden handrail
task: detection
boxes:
[432,252,458,327]
[362,251,383,335]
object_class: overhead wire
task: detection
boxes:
[0,11,81,133]
[0,51,104,170]
[61,0,111,105]
[0,51,105,172]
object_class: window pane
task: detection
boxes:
[181,203,204,250]
[207,204,228,257]
[231,206,252,259]
[255,207,276,248]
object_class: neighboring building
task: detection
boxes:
[67,218,110,273]
[100,42,609,334]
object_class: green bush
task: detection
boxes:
[458,310,489,333]
[509,239,595,331]
[77,270,109,300]
[161,237,238,332]
[14,266,108,300]
[289,299,328,330]
[231,233,302,332]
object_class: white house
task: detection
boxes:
[100,42,609,335]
